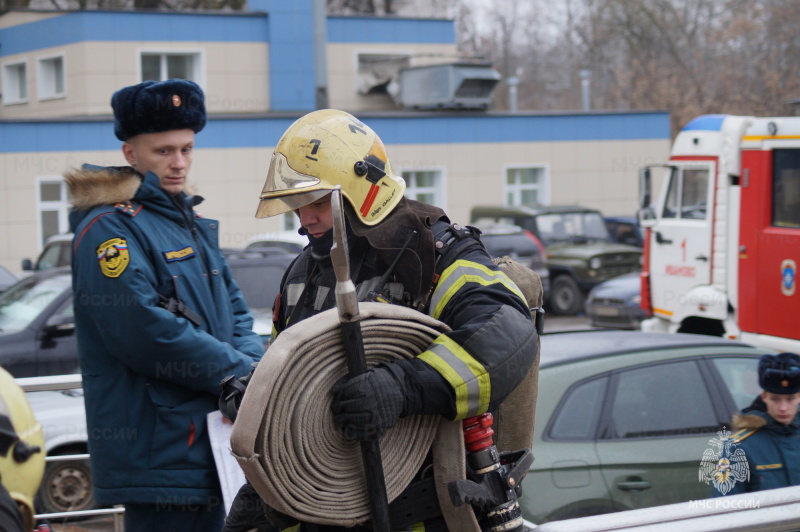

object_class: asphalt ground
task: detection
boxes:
[45,314,597,532]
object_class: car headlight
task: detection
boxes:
[590,257,602,269]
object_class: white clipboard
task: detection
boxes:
[207,410,247,515]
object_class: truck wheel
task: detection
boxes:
[37,452,96,516]
[551,276,584,315]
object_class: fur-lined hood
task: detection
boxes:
[732,412,768,432]
[64,165,141,211]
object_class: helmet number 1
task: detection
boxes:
[306,139,321,161]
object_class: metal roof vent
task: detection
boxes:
[392,62,501,110]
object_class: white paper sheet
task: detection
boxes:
[207,410,247,515]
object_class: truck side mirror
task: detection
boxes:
[639,167,652,209]
[44,314,76,337]
[21,258,33,271]
[637,207,656,227]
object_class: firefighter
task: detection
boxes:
[0,367,45,532]
[223,109,539,531]
[714,352,800,496]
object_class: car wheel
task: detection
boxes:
[37,453,96,516]
[551,276,584,315]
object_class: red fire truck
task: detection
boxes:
[638,114,800,352]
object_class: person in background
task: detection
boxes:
[67,79,264,532]
[715,352,800,496]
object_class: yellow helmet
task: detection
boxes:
[0,367,45,530]
[256,109,406,225]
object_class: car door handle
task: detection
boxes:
[655,232,673,244]
[695,255,708,262]
[617,480,652,491]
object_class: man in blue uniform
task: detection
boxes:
[67,79,264,532]
[715,352,800,495]
[223,109,539,531]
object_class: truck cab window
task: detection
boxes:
[773,149,800,228]
[662,167,708,220]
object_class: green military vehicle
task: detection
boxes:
[470,205,642,315]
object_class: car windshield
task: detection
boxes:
[0,275,71,333]
[536,212,610,245]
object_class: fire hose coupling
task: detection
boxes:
[449,413,534,532]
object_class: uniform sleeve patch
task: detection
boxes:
[163,246,196,262]
[97,238,130,278]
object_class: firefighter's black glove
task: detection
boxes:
[331,362,418,441]
[222,482,277,532]
[219,363,257,422]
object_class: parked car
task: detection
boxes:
[222,248,297,344]
[0,263,17,293]
[605,216,644,247]
[519,330,771,524]
[475,224,550,303]
[21,233,74,272]
[471,205,642,315]
[244,231,308,255]
[27,388,95,515]
[0,267,78,378]
[585,272,646,330]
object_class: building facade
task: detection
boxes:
[0,0,670,272]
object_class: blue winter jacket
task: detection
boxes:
[714,399,800,496]
[67,165,264,506]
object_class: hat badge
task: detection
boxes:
[172,94,182,107]
[782,379,790,387]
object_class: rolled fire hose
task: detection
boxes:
[230,302,479,529]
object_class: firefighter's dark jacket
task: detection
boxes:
[715,397,800,496]
[274,198,537,421]
[67,165,263,505]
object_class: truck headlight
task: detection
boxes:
[590,257,602,269]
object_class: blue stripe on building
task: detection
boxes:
[264,3,317,111]
[0,112,670,153]
[327,16,455,44]
[0,11,269,57]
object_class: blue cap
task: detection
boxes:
[759,353,800,394]
[111,79,206,141]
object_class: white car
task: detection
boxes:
[244,231,307,255]
[26,388,95,515]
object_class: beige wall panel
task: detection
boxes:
[0,149,125,270]
[0,41,268,120]
[327,43,458,112]
[189,147,281,250]
[384,139,667,224]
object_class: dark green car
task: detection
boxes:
[470,205,642,315]
[520,330,770,524]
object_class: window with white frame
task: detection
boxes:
[402,169,445,208]
[505,166,547,207]
[2,61,28,105]
[283,212,299,232]
[37,53,66,100]
[37,178,71,246]
[140,51,204,84]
